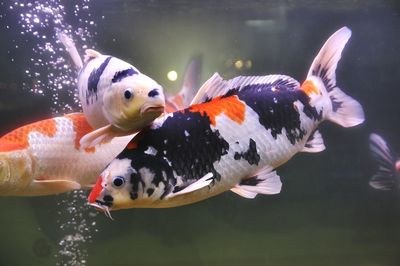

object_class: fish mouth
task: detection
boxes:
[140,104,165,116]
[89,201,114,220]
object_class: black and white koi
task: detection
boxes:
[58,32,165,148]
[88,27,365,213]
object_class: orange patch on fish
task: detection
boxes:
[0,139,26,152]
[88,176,103,203]
[126,128,147,150]
[126,141,138,150]
[0,118,57,152]
[189,95,245,126]
[301,80,319,96]
[66,113,96,153]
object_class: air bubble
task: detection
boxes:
[7,1,99,264]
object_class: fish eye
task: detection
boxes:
[124,88,134,100]
[112,176,125,188]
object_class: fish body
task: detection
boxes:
[89,27,365,212]
[369,133,400,190]
[0,113,132,196]
[58,33,165,148]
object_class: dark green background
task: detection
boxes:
[0,1,399,265]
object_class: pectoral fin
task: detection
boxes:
[230,166,282,199]
[33,179,81,194]
[79,124,133,149]
[84,49,102,62]
[166,173,214,199]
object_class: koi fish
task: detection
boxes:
[369,133,400,190]
[165,56,202,112]
[58,32,165,148]
[88,27,364,213]
[0,113,132,196]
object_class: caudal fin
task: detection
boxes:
[57,31,83,69]
[165,56,202,112]
[369,133,398,190]
[306,27,364,127]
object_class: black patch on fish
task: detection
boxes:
[112,68,138,83]
[148,88,159,98]
[118,110,230,199]
[230,79,322,145]
[239,175,261,186]
[96,199,112,207]
[304,129,324,150]
[234,138,260,165]
[129,171,145,200]
[130,192,138,200]
[312,63,335,92]
[86,56,112,105]
[330,95,343,112]
[147,188,154,196]
[103,195,114,204]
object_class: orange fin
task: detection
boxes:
[33,179,81,194]
[83,183,95,189]
[80,124,136,149]
[79,124,114,149]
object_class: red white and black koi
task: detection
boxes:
[88,27,365,212]
[58,33,165,148]
[369,133,400,190]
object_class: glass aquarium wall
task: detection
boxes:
[0,1,399,265]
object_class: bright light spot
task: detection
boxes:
[167,70,178,81]
[234,60,243,70]
[245,60,252,69]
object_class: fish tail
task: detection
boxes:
[57,31,83,69]
[303,27,364,127]
[369,133,398,190]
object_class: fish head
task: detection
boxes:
[103,73,165,132]
[88,158,142,214]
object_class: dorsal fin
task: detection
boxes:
[57,31,83,69]
[190,73,225,105]
[190,73,300,105]
[180,55,202,106]
[84,49,103,63]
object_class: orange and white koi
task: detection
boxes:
[0,113,132,196]
[58,32,165,149]
[369,133,400,190]
[88,27,365,213]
